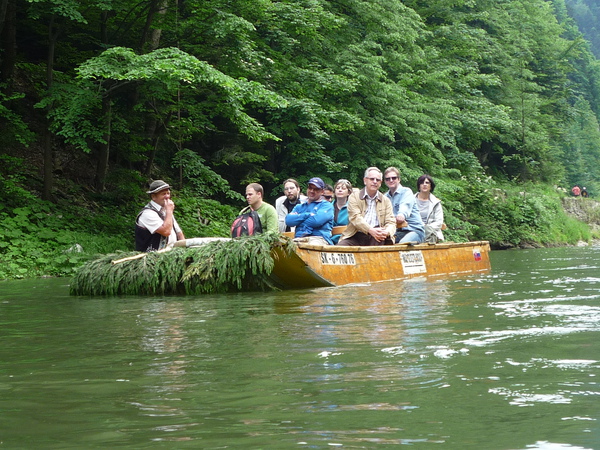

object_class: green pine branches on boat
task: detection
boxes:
[70,233,295,296]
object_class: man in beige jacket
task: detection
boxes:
[336,167,396,246]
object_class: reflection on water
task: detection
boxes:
[0,246,599,448]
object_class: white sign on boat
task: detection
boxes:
[400,250,427,274]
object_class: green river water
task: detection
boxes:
[0,246,598,449]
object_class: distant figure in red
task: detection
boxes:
[572,185,581,197]
[581,187,589,198]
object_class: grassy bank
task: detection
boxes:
[453,181,596,248]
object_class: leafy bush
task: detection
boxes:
[0,192,132,279]
[175,194,238,238]
[457,181,590,247]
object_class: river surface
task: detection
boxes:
[0,246,599,449]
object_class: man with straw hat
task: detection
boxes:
[135,180,185,251]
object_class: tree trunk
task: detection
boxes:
[139,0,168,174]
[0,0,16,83]
[93,10,112,190]
[95,96,112,191]
[144,133,160,176]
[148,0,168,50]
[100,10,108,44]
[138,2,153,52]
[41,16,58,201]
[0,0,8,34]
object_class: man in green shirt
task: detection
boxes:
[244,183,278,233]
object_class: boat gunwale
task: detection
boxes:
[294,240,490,253]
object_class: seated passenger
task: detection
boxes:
[244,183,278,232]
[323,184,334,202]
[285,177,334,245]
[415,174,444,243]
[383,167,425,244]
[275,178,307,232]
[337,167,395,246]
[331,178,352,244]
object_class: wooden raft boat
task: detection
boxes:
[71,232,491,296]
[269,240,491,290]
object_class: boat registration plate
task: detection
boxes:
[400,250,427,274]
[320,252,356,265]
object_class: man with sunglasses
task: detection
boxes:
[383,167,425,244]
[337,167,395,246]
[285,177,334,245]
[323,184,334,202]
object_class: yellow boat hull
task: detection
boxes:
[270,241,491,289]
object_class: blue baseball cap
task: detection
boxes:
[307,177,325,190]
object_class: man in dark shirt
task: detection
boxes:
[275,178,308,232]
[135,180,185,251]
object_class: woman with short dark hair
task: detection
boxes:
[415,175,444,243]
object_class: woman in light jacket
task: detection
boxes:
[415,174,444,243]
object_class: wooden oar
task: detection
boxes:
[398,221,447,230]
[281,225,346,239]
[332,225,347,235]
[111,245,173,265]
[111,237,232,264]
[283,223,445,241]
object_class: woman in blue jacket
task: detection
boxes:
[331,179,352,244]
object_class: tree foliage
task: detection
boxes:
[565,0,600,58]
[3,0,600,190]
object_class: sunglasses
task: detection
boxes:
[385,176,398,181]
[323,195,333,200]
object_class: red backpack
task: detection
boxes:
[231,207,263,237]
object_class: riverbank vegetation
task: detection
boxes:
[1,0,600,280]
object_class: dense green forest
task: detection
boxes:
[1,0,600,279]
[565,0,600,58]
